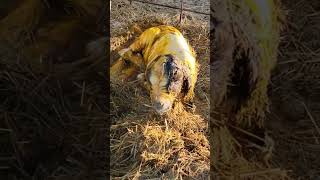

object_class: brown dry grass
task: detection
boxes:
[110,0,320,179]
[110,0,291,179]
[110,0,210,179]
[267,0,320,179]
[0,0,107,179]
[211,0,320,179]
[1,0,317,179]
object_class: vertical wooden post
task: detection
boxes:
[179,0,183,24]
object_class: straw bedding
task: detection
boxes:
[110,0,290,179]
[110,0,210,179]
[0,0,107,179]
[0,0,318,179]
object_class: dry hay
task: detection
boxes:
[211,0,284,128]
[110,31,209,178]
[0,0,105,74]
[110,0,291,179]
[110,100,209,179]
[266,0,320,178]
[210,125,289,179]
[210,0,320,179]
[110,0,210,178]
[0,0,107,179]
[210,111,290,179]
[271,0,320,99]
[210,0,291,179]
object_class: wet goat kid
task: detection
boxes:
[111,25,199,114]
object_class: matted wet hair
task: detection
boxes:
[163,54,191,97]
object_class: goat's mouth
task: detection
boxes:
[153,100,173,115]
[155,107,170,115]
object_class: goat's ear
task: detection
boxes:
[181,67,192,97]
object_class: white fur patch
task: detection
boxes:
[149,72,158,85]
[166,34,196,70]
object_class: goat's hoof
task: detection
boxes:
[137,73,145,80]
[118,48,130,56]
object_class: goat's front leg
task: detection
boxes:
[137,73,151,91]
[118,48,145,70]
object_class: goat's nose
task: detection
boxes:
[154,101,164,110]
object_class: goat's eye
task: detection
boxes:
[173,73,182,82]
[162,88,169,93]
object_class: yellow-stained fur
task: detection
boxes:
[111,25,199,114]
